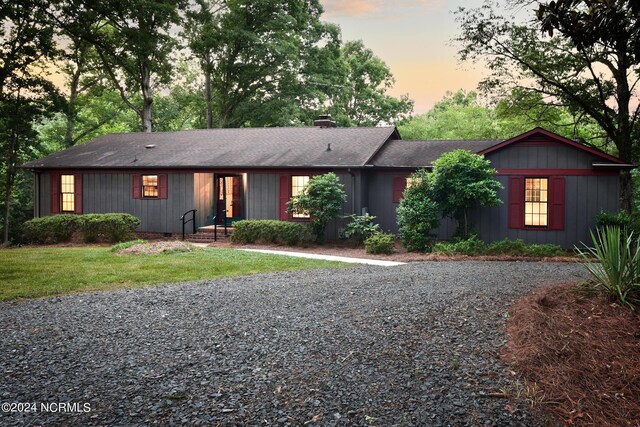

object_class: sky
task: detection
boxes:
[320,0,489,114]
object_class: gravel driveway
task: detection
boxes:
[0,261,585,426]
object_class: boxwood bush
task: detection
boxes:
[230,220,311,246]
[22,214,80,244]
[22,213,140,244]
[364,232,395,254]
[79,214,141,243]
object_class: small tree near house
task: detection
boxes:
[397,150,502,251]
[288,172,346,244]
[430,149,502,238]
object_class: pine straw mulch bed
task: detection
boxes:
[502,283,640,426]
[116,241,197,255]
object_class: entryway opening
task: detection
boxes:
[215,174,243,226]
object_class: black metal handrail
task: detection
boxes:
[212,215,217,242]
[180,209,197,241]
[222,209,228,236]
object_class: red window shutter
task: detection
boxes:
[508,176,524,229]
[73,173,83,214]
[549,176,565,230]
[158,174,168,199]
[279,175,291,220]
[392,176,406,203]
[132,174,142,199]
[50,172,61,214]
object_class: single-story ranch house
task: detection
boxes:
[23,122,632,248]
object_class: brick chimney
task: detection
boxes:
[313,114,337,128]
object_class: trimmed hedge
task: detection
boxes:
[230,220,311,246]
[22,213,140,244]
[364,232,395,254]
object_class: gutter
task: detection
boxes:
[347,168,356,214]
[592,162,636,169]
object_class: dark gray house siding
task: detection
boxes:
[37,171,194,234]
[246,173,279,221]
[192,169,358,239]
[364,135,624,248]
[470,175,618,248]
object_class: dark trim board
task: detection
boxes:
[497,168,619,176]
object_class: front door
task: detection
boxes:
[215,174,243,225]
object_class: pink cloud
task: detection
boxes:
[322,0,442,17]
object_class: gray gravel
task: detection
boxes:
[0,261,585,426]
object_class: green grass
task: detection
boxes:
[0,246,346,301]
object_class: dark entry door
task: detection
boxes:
[215,174,243,225]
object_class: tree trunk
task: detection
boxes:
[463,209,469,238]
[205,69,213,129]
[140,65,153,132]
[620,171,633,213]
[2,177,12,244]
[2,134,17,243]
[64,63,82,146]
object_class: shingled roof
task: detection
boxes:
[23,126,401,169]
[370,139,502,167]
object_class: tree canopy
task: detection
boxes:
[456,0,640,210]
[399,89,605,143]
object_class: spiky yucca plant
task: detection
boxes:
[576,226,640,308]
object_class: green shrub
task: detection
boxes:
[519,243,566,257]
[433,234,486,255]
[22,213,140,244]
[397,170,440,252]
[22,215,80,244]
[288,173,347,244]
[230,220,310,246]
[433,236,567,257]
[78,214,140,243]
[343,214,381,244]
[364,232,395,254]
[111,239,147,252]
[596,210,632,230]
[576,226,640,308]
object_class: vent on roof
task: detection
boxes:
[314,115,337,128]
[145,144,156,149]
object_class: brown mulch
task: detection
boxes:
[206,240,580,263]
[502,283,640,426]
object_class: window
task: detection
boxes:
[291,175,310,218]
[61,175,75,212]
[406,177,420,188]
[524,177,548,227]
[142,175,159,198]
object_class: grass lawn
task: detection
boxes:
[0,246,346,301]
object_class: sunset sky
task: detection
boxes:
[320,0,492,114]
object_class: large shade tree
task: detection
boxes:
[51,0,185,132]
[457,0,640,211]
[0,0,61,242]
[184,0,341,128]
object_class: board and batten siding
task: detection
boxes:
[242,171,357,239]
[366,171,456,239]
[245,173,279,220]
[39,172,194,234]
[366,138,621,248]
